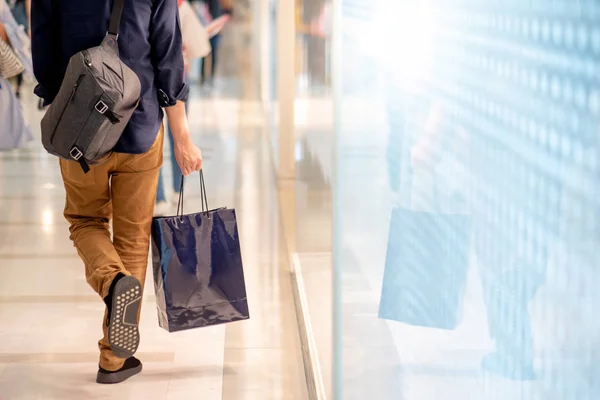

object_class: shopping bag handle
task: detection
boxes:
[177,170,210,217]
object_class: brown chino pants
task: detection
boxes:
[60,126,163,371]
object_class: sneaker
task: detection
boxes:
[104,273,142,360]
[96,356,143,384]
[154,201,170,217]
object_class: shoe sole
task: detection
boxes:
[107,276,142,359]
[96,363,143,384]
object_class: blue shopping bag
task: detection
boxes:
[378,169,470,330]
[151,172,249,332]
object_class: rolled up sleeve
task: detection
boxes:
[31,0,60,104]
[150,0,189,107]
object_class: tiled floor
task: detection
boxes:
[0,21,308,400]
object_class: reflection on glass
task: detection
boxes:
[41,208,53,234]
[335,0,600,399]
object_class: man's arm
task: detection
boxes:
[165,102,203,176]
[151,0,201,175]
[31,0,59,104]
[150,0,188,108]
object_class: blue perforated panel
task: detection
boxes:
[334,1,600,399]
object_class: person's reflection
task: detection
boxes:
[407,100,551,380]
[303,0,329,88]
[469,111,558,381]
[296,136,330,209]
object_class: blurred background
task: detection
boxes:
[2,0,600,399]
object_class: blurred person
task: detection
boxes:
[193,0,231,85]
[2,0,32,88]
[0,76,32,150]
[304,0,329,87]
[31,0,203,384]
[0,0,33,149]
[0,4,9,44]
[0,3,32,150]
[8,0,27,29]
[8,0,29,97]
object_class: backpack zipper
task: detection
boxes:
[70,74,85,103]
[48,73,85,146]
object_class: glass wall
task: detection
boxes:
[294,0,335,397]
[333,1,600,399]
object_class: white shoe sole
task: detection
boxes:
[107,276,142,359]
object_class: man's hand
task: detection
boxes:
[174,135,203,176]
[165,101,202,176]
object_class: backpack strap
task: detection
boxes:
[108,0,126,37]
[70,99,121,174]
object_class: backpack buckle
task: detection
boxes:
[70,147,83,161]
[95,101,109,114]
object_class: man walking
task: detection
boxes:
[31,0,203,384]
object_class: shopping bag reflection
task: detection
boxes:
[151,171,249,332]
[379,169,470,330]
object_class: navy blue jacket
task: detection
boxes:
[31,0,189,154]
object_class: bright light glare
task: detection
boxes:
[371,1,436,88]
[42,208,53,234]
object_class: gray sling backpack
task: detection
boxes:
[41,0,141,173]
